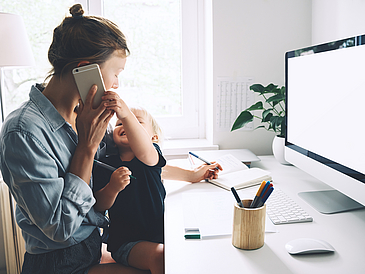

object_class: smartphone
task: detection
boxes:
[72,63,106,108]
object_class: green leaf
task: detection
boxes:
[270,116,285,132]
[255,125,266,130]
[234,82,286,136]
[278,116,285,122]
[266,94,285,105]
[280,117,286,137]
[246,101,263,111]
[249,84,265,93]
[264,83,279,93]
[270,116,279,132]
[231,111,254,131]
[262,111,273,122]
[262,108,273,117]
[280,86,286,95]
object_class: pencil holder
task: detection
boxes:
[232,199,266,250]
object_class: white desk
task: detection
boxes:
[164,156,365,274]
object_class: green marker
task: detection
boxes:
[93,159,136,180]
[184,228,201,239]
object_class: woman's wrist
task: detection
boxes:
[69,146,96,184]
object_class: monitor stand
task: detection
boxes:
[298,190,365,214]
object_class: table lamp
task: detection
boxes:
[0,12,35,122]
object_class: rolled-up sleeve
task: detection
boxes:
[2,130,95,243]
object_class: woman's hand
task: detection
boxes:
[76,85,114,152]
[70,85,114,185]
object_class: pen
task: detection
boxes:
[252,181,271,208]
[250,181,267,208]
[231,187,244,208]
[93,159,137,180]
[261,183,273,198]
[257,186,274,207]
[188,152,219,170]
[262,187,274,203]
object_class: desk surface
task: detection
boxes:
[164,156,365,274]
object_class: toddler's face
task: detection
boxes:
[113,109,156,148]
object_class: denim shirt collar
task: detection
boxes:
[29,85,66,132]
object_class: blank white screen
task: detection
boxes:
[287,45,365,174]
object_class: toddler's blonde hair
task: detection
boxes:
[130,106,163,145]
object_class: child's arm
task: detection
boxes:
[103,91,158,166]
[161,163,222,183]
[94,166,131,211]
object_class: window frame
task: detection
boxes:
[81,0,206,140]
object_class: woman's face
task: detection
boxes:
[100,50,127,91]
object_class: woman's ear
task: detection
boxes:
[77,61,90,67]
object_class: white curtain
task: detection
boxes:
[0,180,25,274]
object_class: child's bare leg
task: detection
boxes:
[100,243,116,264]
[128,241,164,274]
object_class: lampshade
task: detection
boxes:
[0,12,35,67]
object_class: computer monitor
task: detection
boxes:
[285,34,365,214]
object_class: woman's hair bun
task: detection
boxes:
[69,4,84,17]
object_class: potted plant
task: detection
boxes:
[231,83,289,164]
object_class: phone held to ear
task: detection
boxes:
[72,63,106,108]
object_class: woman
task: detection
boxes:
[0,4,147,274]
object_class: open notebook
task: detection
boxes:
[199,154,272,191]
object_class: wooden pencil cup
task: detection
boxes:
[232,199,266,250]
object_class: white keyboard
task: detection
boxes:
[266,188,313,225]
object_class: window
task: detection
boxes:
[0,0,75,119]
[0,0,205,140]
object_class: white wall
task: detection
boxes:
[211,0,312,155]
[312,0,365,44]
[211,0,365,155]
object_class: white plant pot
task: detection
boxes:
[272,136,290,165]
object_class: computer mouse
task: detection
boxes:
[285,238,335,255]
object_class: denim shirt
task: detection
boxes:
[0,85,104,254]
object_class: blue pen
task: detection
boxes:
[250,181,266,208]
[261,182,273,199]
[188,152,219,170]
[260,181,271,197]
[93,159,137,180]
[257,187,274,208]
[231,187,244,208]
[252,181,271,208]
[261,187,274,204]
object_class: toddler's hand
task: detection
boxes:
[109,166,131,192]
[189,162,223,183]
[102,91,130,120]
